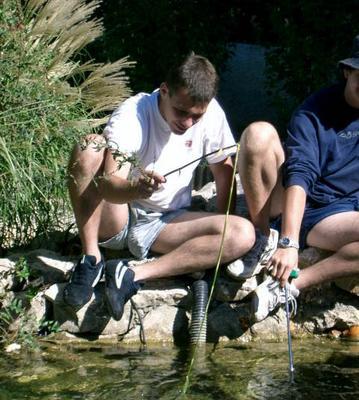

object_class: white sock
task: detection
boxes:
[290,281,300,297]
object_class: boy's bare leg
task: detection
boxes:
[131,211,255,280]
[238,122,285,234]
[225,122,286,280]
[294,211,359,290]
[68,135,128,262]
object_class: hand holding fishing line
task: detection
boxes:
[267,246,299,287]
[289,268,299,279]
[135,170,166,199]
[133,143,238,199]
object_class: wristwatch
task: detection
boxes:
[278,237,300,249]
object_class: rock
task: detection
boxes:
[207,302,252,342]
[131,284,189,311]
[192,181,217,212]
[5,343,21,353]
[2,243,359,344]
[299,284,359,333]
[44,278,190,339]
[44,282,130,335]
[250,308,288,340]
[214,275,259,302]
[29,292,47,324]
[328,328,342,339]
[298,247,328,268]
[4,291,44,339]
[9,249,75,284]
[341,325,359,341]
[124,304,188,343]
[192,181,216,202]
[0,258,17,295]
[308,302,359,333]
[2,178,359,344]
[334,276,359,296]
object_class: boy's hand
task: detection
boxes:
[267,247,299,287]
[136,170,166,198]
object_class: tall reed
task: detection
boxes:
[0,0,134,249]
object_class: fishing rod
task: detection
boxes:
[163,144,238,178]
[284,285,295,383]
[285,269,299,383]
[103,142,238,183]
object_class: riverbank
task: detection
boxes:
[1,180,358,348]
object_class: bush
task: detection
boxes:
[263,0,359,129]
[0,0,134,250]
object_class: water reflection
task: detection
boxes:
[0,339,358,399]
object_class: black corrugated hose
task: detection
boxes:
[189,279,209,344]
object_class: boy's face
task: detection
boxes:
[158,83,208,135]
[344,68,359,109]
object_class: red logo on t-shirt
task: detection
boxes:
[185,140,192,148]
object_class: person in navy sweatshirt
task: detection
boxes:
[226,34,359,321]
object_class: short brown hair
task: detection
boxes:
[165,53,219,104]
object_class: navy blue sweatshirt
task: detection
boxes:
[283,83,359,208]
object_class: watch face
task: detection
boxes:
[279,237,299,249]
[282,238,290,246]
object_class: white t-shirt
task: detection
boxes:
[104,90,235,212]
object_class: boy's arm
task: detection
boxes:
[269,184,306,286]
[98,148,165,204]
[209,156,236,214]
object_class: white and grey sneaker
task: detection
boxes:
[226,229,279,280]
[251,276,300,322]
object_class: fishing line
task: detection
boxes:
[284,284,295,383]
[181,143,240,396]
[163,144,238,178]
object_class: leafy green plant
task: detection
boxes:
[38,317,60,335]
[0,0,134,250]
[0,297,61,349]
[14,257,31,284]
[25,286,39,301]
[0,298,37,348]
[0,299,24,328]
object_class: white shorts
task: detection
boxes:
[99,205,186,259]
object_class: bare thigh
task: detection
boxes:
[307,211,359,251]
[269,172,285,218]
[98,201,129,242]
[266,140,285,219]
[151,211,248,254]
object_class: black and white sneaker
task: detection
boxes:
[63,255,104,309]
[105,259,141,321]
[227,229,278,280]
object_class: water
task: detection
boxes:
[0,338,358,399]
[218,43,279,138]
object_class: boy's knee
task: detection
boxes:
[227,217,256,255]
[69,134,106,174]
[241,121,279,156]
[239,219,256,252]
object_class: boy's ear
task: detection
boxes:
[159,82,169,96]
[343,68,351,79]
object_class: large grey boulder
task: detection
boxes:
[44,279,189,339]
